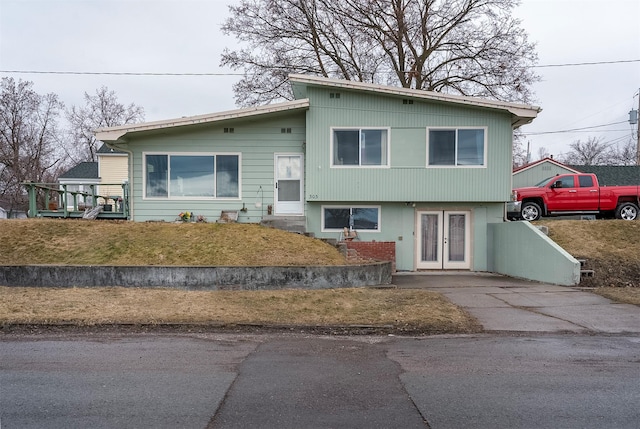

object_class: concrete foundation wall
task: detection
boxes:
[488,221,581,285]
[0,262,392,290]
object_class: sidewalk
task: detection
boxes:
[393,273,640,334]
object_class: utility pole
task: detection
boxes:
[637,88,640,165]
[631,89,640,165]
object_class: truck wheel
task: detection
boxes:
[521,202,542,221]
[615,202,639,220]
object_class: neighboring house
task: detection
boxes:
[0,199,28,219]
[58,144,129,208]
[95,74,541,273]
[512,157,581,188]
[97,142,128,199]
[568,165,640,186]
[58,161,100,209]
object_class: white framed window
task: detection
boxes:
[144,152,241,199]
[331,127,390,167]
[321,205,381,232]
[427,127,487,167]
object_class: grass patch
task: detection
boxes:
[539,220,640,264]
[537,219,640,305]
[4,219,475,334]
[592,287,640,306]
[538,220,640,289]
[0,219,346,266]
[0,287,481,334]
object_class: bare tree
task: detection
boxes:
[558,137,615,166]
[512,129,530,167]
[221,0,539,107]
[610,138,637,166]
[536,146,550,161]
[66,86,144,162]
[0,78,64,215]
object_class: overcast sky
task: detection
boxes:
[1,0,639,160]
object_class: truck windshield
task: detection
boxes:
[534,177,555,187]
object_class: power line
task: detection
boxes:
[1,59,639,76]
[0,70,244,76]
[522,121,629,136]
[533,59,640,68]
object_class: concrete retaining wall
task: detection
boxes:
[0,262,392,290]
[488,221,581,286]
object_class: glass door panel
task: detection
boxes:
[274,154,303,215]
[416,210,471,270]
[416,211,443,269]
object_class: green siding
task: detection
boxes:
[126,113,306,222]
[307,201,504,271]
[304,87,514,203]
[121,81,524,273]
[488,221,580,285]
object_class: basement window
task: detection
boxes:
[322,206,380,232]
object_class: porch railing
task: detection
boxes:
[23,182,129,219]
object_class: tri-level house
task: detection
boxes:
[95,75,580,283]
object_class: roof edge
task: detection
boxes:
[95,99,310,143]
[289,74,541,127]
[513,157,582,174]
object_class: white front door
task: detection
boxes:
[274,154,304,215]
[416,210,471,270]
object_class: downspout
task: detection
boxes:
[105,141,134,221]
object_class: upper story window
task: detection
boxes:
[145,153,240,199]
[332,128,389,167]
[427,128,486,167]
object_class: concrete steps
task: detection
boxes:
[260,216,306,234]
[578,259,595,278]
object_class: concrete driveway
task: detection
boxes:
[393,273,640,334]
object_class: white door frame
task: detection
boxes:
[415,210,471,270]
[274,153,304,215]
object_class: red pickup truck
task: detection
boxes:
[509,173,640,221]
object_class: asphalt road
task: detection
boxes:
[1,333,639,429]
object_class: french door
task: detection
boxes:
[274,154,304,215]
[416,211,471,270]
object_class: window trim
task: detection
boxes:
[426,126,487,168]
[142,151,242,200]
[330,127,391,168]
[321,205,382,232]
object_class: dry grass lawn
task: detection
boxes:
[0,219,346,266]
[0,219,480,334]
[0,286,480,334]
[538,220,640,304]
[540,220,640,265]
[3,218,639,331]
[592,287,640,306]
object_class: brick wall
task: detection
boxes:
[343,241,396,272]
